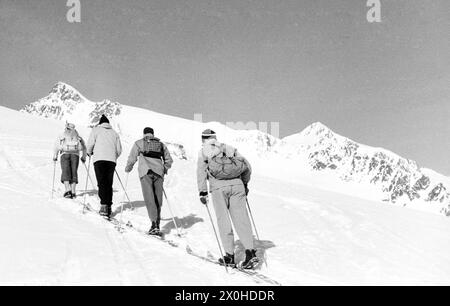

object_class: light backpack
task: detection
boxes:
[205,143,247,180]
[60,136,80,152]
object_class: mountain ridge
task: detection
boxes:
[20,82,450,216]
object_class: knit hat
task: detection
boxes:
[143,127,154,136]
[201,129,216,140]
[99,115,109,124]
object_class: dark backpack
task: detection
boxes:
[206,144,247,180]
[140,136,164,160]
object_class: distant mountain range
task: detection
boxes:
[21,82,450,216]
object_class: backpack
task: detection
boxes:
[60,136,80,152]
[205,143,247,180]
[140,136,164,160]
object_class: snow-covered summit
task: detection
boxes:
[275,122,450,215]
[298,121,335,139]
[21,82,122,129]
[277,121,340,153]
[21,82,87,120]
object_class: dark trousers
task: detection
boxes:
[60,154,80,184]
[94,161,116,206]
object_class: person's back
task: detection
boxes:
[132,135,173,179]
[196,129,258,269]
[87,122,122,164]
[53,123,87,199]
[86,115,122,218]
[125,127,173,235]
[197,138,251,193]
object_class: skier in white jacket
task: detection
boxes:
[86,115,122,217]
[197,129,259,269]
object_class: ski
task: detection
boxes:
[86,207,180,247]
[185,246,281,286]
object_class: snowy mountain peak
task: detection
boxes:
[52,81,79,93]
[21,82,122,128]
[21,81,87,121]
[48,81,88,104]
[275,122,450,216]
[301,122,334,137]
[281,122,338,147]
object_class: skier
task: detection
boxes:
[86,115,122,218]
[196,129,259,269]
[125,127,173,236]
[53,122,87,198]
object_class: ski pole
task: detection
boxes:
[115,170,133,210]
[245,198,261,241]
[245,197,268,268]
[51,160,56,199]
[162,187,182,237]
[119,173,129,222]
[83,162,96,191]
[117,173,129,232]
[82,156,91,214]
[205,200,228,273]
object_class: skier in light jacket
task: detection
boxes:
[197,129,258,269]
[53,122,87,199]
[125,127,173,236]
[86,115,122,218]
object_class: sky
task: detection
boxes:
[0,0,449,174]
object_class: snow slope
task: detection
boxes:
[1,105,450,285]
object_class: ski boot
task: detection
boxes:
[148,221,162,236]
[63,191,72,199]
[99,205,111,218]
[241,249,259,270]
[218,253,236,267]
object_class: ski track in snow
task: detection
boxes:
[1,108,450,285]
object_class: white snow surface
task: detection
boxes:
[1,105,450,285]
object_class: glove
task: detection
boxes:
[199,191,208,205]
[53,157,58,162]
[244,184,249,196]
[81,156,86,163]
[125,165,133,173]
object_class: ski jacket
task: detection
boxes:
[197,139,252,194]
[125,136,173,179]
[86,123,122,164]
